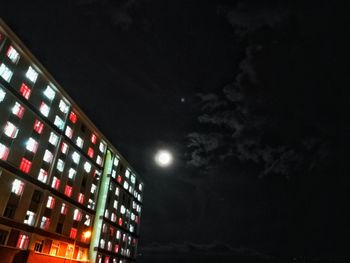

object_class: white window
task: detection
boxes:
[68,168,76,179]
[100,239,105,249]
[115,187,119,196]
[43,150,53,163]
[12,102,24,117]
[129,225,134,233]
[116,230,121,240]
[120,205,126,215]
[48,132,59,146]
[25,66,38,83]
[113,157,119,166]
[38,169,48,183]
[0,63,13,82]
[26,137,38,153]
[131,175,136,184]
[113,200,118,209]
[84,162,91,173]
[54,116,64,130]
[43,85,56,100]
[6,46,20,63]
[139,183,143,191]
[12,179,24,195]
[96,155,102,165]
[131,213,135,221]
[46,196,55,208]
[104,209,109,218]
[123,181,129,190]
[4,121,18,138]
[61,142,69,154]
[73,209,82,221]
[90,184,97,194]
[57,159,65,172]
[0,88,6,102]
[111,170,116,178]
[76,137,83,148]
[39,102,50,117]
[84,215,91,226]
[59,99,69,114]
[24,210,35,226]
[99,142,105,152]
[65,126,73,139]
[72,151,80,164]
[107,241,112,251]
[125,169,130,179]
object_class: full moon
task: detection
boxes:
[155,150,173,167]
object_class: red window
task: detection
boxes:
[114,244,119,253]
[33,119,44,134]
[77,193,85,204]
[69,111,77,123]
[118,217,123,226]
[46,196,55,209]
[19,83,31,100]
[51,176,60,190]
[117,175,122,184]
[64,185,73,197]
[87,147,94,158]
[91,133,97,144]
[135,215,139,224]
[73,209,82,221]
[13,103,25,118]
[19,158,32,174]
[16,234,29,249]
[104,256,110,263]
[61,203,68,215]
[70,228,77,239]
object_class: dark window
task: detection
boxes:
[55,223,63,234]
[34,240,44,252]
[32,190,42,203]
[3,204,16,219]
[0,230,8,245]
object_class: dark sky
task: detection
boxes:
[1,1,348,262]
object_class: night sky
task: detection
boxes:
[1,1,348,262]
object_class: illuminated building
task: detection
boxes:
[0,19,143,263]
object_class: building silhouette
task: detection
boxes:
[0,19,143,263]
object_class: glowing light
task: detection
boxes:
[155,150,173,167]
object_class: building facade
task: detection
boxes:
[0,19,143,263]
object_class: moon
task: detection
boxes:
[155,150,173,167]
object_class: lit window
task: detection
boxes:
[59,99,69,114]
[115,187,120,196]
[33,119,44,134]
[0,63,13,82]
[65,125,73,139]
[46,196,55,209]
[19,83,31,100]
[131,175,136,184]
[123,181,129,190]
[24,210,35,226]
[118,218,123,226]
[25,66,38,83]
[131,213,135,221]
[120,205,126,215]
[111,170,116,178]
[70,228,77,239]
[100,239,105,249]
[51,176,60,190]
[129,225,134,233]
[26,137,38,153]
[38,169,48,183]
[84,162,91,173]
[48,132,59,146]
[114,244,119,253]
[113,200,118,209]
[6,46,20,63]
[54,115,64,130]
[68,168,76,179]
[111,212,116,222]
[107,241,112,251]
[16,234,29,249]
[61,203,68,215]
[72,151,80,164]
[117,175,122,184]
[116,230,121,240]
[139,183,143,191]
[0,88,6,102]
[87,147,94,158]
[76,137,83,148]
[12,179,25,195]
[99,142,105,152]
[12,102,25,118]
[43,150,53,163]
[104,209,109,218]
[113,157,119,166]
[91,133,97,144]
[96,155,102,165]
[43,85,56,100]
[125,170,130,178]
[4,121,18,138]
[64,185,73,197]
[73,209,82,221]
[88,199,95,210]
[57,159,65,172]
[40,216,50,230]
[90,184,97,194]
[0,143,9,161]
[39,101,50,117]
[61,142,69,154]
[69,111,77,123]
[77,193,85,204]
[84,215,91,226]
[19,158,32,174]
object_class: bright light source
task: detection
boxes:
[155,150,173,167]
[83,230,91,239]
